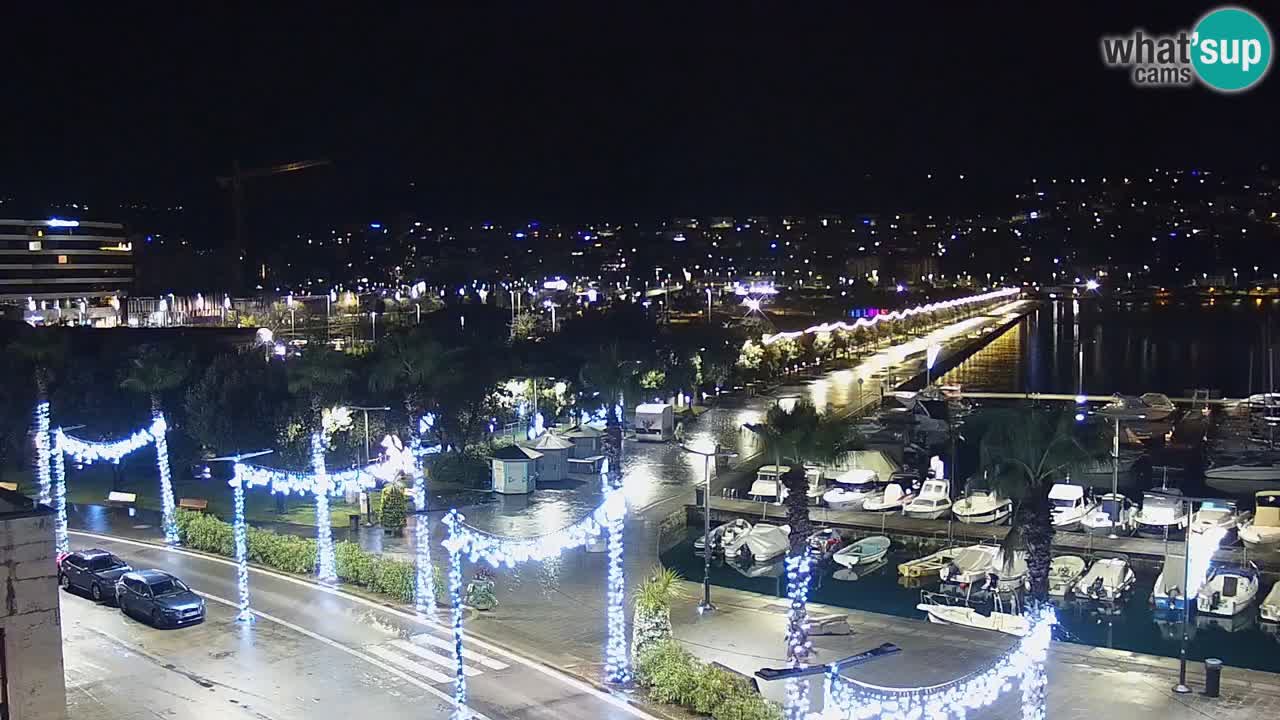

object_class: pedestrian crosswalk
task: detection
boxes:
[365,632,509,685]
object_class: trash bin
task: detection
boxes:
[349,513,361,531]
[1204,658,1223,698]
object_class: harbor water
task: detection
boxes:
[660,530,1280,673]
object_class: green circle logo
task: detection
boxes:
[1192,6,1272,92]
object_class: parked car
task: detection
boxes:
[115,570,206,627]
[56,549,132,602]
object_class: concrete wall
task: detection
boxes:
[0,513,67,720]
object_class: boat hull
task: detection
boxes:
[953,505,1012,525]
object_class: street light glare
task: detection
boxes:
[1085,279,1100,291]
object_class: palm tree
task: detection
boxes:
[120,344,190,415]
[7,330,68,502]
[746,399,859,664]
[579,342,642,490]
[119,344,189,541]
[287,347,354,432]
[979,408,1098,603]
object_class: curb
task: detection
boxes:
[71,528,679,720]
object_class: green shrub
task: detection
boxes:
[174,510,440,606]
[636,639,782,720]
[380,484,408,530]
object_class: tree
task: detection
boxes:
[185,353,294,456]
[287,348,354,430]
[380,483,409,532]
[632,567,685,661]
[120,344,190,415]
[7,328,68,494]
[368,327,455,440]
[979,409,1098,603]
[579,342,642,490]
[745,399,859,665]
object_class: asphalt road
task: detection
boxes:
[63,530,652,720]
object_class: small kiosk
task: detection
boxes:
[531,433,575,482]
[490,445,543,495]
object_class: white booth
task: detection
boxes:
[634,403,674,442]
[532,433,575,482]
[490,445,543,494]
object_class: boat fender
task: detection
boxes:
[1211,591,1222,611]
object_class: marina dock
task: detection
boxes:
[689,496,1280,572]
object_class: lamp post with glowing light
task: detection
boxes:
[682,441,737,613]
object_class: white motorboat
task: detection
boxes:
[822,468,884,510]
[862,483,915,512]
[1152,553,1189,612]
[991,550,1028,593]
[1076,554,1136,602]
[1098,393,1176,421]
[1239,491,1280,552]
[1204,454,1280,495]
[1136,491,1188,538]
[748,465,790,503]
[1261,581,1280,623]
[916,603,1029,637]
[952,491,1012,525]
[939,545,999,585]
[1190,502,1247,544]
[1049,484,1096,531]
[1048,555,1087,597]
[807,528,846,560]
[694,518,751,555]
[1197,566,1260,617]
[724,523,791,562]
[1080,493,1136,535]
[832,536,891,569]
[898,547,958,579]
[903,479,952,520]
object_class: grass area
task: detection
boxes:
[4,464,375,528]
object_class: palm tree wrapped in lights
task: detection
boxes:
[120,343,190,544]
[979,408,1098,603]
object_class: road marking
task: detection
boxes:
[392,639,481,676]
[411,633,509,670]
[73,527,664,719]
[190,587,491,720]
[366,644,455,683]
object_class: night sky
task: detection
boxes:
[4,3,1277,228]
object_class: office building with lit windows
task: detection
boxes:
[0,218,132,323]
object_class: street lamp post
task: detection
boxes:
[681,441,737,613]
[350,405,392,520]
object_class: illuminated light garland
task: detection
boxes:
[230,469,252,622]
[784,552,814,720]
[311,432,337,583]
[822,610,1055,720]
[602,458,630,684]
[411,435,436,614]
[760,288,1020,346]
[445,511,468,706]
[52,445,67,555]
[50,415,175,553]
[34,402,52,506]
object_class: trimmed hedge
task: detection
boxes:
[636,640,782,720]
[175,510,441,604]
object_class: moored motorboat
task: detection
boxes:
[1196,566,1260,617]
[1098,393,1176,421]
[1080,493,1136,535]
[1136,490,1188,539]
[952,490,1012,525]
[1261,581,1280,623]
[748,465,790,503]
[822,468,884,510]
[1048,555,1086,597]
[862,483,915,512]
[903,479,952,520]
[1049,484,1095,531]
[898,547,957,578]
[916,602,1029,637]
[1190,502,1247,545]
[1151,553,1189,612]
[694,518,752,556]
[833,535,891,569]
[1077,554,1136,602]
[807,528,846,560]
[724,523,791,563]
[939,545,998,585]
[1238,491,1280,552]
[1203,453,1280,495]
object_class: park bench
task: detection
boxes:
[178,497,209,511]
[106,491,137,506]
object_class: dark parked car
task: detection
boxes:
[115,570,206,627]
[56,549,132,602]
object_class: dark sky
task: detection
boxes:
[3,3,1277,225]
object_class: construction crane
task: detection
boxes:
[216,158,331,291]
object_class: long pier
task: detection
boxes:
[958,391,1233,406]
[691,496,1280,572]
